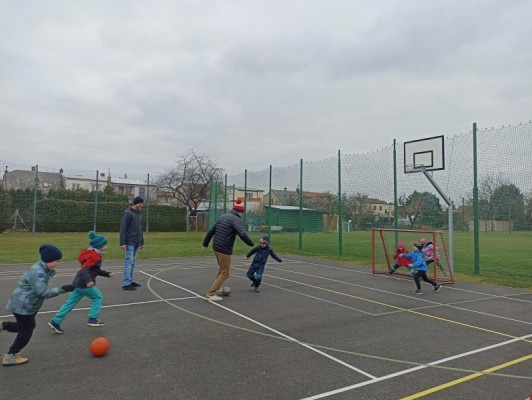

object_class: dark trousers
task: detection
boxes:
[2,313,36,354]
[247,264,265,288]
[413,270,437,290]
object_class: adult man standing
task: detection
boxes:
[120,196,144,291]
[202,199,254,301]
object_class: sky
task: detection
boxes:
[1,0,531,177]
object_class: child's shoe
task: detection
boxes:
[2,353,29,367]
[414,289,423,295]
[254,287,260,293]
[48,320,64,334]
[87,318,106,327]
[434,284,441,292]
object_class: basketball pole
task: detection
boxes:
[417,165,454,273]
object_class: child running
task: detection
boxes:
[400,241,441,295]
[245,236,282,293]
[1,244,74,366]
[48,231,114,333]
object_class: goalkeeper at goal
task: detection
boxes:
[389,241,411,274]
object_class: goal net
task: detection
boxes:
[372,228,454,285]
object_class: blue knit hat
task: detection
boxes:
[88,231,109,249]
[39,244,62,263]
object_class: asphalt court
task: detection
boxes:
[1,255,531,400]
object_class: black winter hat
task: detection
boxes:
[39,244,63,263]
[133,196,144,205]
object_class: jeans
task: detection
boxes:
[247,263,265,288]
[53,287,103,323]
[122,245,139,286]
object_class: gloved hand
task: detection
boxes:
[61,284,76,293]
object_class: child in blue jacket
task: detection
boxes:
[400,242,441,295]
[245,236,282,293]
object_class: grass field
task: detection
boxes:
[0,231,530,289]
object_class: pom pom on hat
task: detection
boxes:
[233,199,245,212]
[133,196,144,205]
[88,231,109,249]
[39,244,63,263]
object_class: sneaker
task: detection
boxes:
[434,284,441,292]
[131,282,142,288]
[414,289,423,295]
[204,294,223,302]
[87,318,106,327]
[2,353,29,367]
[48,320,64,334]
[254,287,260,293]
[122,285,136,291]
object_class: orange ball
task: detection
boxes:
[90,337,110,357]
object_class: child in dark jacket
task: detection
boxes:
[245,236,282,292]
[48,232,114,333]
[388,241,410,274]
[1,244,74,366]
[400,242,441,295]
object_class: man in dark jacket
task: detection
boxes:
[202,199,254,301]
[120,196,145,291]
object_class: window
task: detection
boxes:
[246,193,254,199]
[71,183,80,190]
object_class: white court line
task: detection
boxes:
[299,333,532,400]
[265,263,532,325]
[139,270,378,380]
[284,258,532,303]
[0,296,199,319]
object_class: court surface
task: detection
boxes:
[1,255,531,399]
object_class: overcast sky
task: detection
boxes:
[1,0,531,177]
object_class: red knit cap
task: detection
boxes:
[233,199,245,212]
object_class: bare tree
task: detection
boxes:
[156,149,224,231]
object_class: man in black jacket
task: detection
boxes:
[202,199,254,301]
[120,196,145,291]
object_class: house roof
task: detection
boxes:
[4,170,63,190]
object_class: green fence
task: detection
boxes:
[208,122,532,278]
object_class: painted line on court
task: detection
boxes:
[140,269,378,379]
[299,336,532,400]
[249,265,532,340]
[400,353,532,400]
[139,266,532,383]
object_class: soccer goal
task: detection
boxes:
[372,228,454,285]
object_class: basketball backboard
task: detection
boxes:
[404,135,445,173]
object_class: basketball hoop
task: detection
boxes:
[405,164,425,173]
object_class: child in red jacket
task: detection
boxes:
[389,241,410,274]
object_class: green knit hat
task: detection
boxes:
[88,231,109,249]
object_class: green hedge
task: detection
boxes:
[0,196,186,232]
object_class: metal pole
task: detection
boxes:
[32,165,38,233]
[93,170,99,231]
[393,139,398,243]
[244,169,247,228]
[268,165,272,241]
[146,173,150,233]
[473,122,480,274]
[299,158,303,250]
[337,150,343,256]
[223,174,227,213]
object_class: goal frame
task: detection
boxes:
[372,228,454,285]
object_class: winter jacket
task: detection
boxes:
[202,210,254,255]
[422,242,437,262]
[120,206,144,246]
[392,247,410,266]
[73,249,112,288]
[401,251,428,271]
[246,245,282,267]
[6,261,64,315]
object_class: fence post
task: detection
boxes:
[338,150,343,256]
[299,158,303,250]
[32,165,38,233]
[93,170,99,231]
[473,122,480,274]
[268,165,272,241]
[146,173,150,233]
